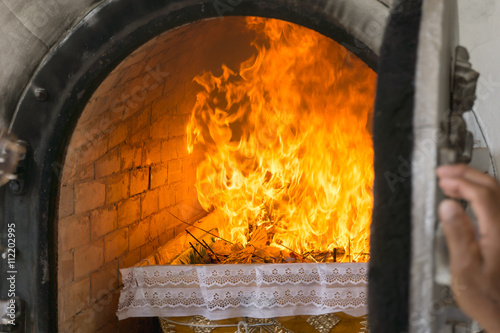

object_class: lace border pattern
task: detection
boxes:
[117,262,368,320]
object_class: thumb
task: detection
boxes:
[439,199,480,271]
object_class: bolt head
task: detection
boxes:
[34,88,48,101]
[9,180,20,192]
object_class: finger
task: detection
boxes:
[438,177,500,235]
[437,164,499,190]
[439,200,482,274]
[436,164,467,177]
[439,175,500,288]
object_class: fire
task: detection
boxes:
[187,17,376,262]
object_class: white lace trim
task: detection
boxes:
[117,263,368,320]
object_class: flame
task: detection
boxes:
[187,17,376,262]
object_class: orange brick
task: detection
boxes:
[106,173,130,204]
[174,222,187,237]
[93,290,119,321]
[129,127,150,145]
[147,37,173,58]
[75,180,106,214]
[90,206,117,239]
[58,319,76,333]
[59,185,74,218]
[59,215,90,252]
[117,196,141,228]
[98,109,122,134]
[142,140,162,166]
[145,46,171,66]
[94,292,120,331]
[130,168,149,196]
[144,58,170,81]
[120,108,137,126]
[108,121,129,149]
[165,211,184,231]
[58,251,74,288]
[119,247,142,270]
[149,115,170,139]
[123,55,148,79]
[74,291,119,332]
[70,163,95,184]
[120,145,142,170]
[91,261,118,302]
[124,74,148,99]
[129,219,150,251]
[92,96,110,116]
[71,125,98,153]
[109,100,125,121]
[169,114,189,137]
[159,227,176,248]
[74,239,104,279]
[177,136,189,159]
[110,98,130,118]
[177,181,189,203]
[161,138,178,161]
[168,159,182,184]
[60,158,77,186]
[150,165,168,189]
[182,155,198,180]
[61,277,90,321]
[79,97,97,121]
[96,72,119,97]
[141,189,159,219]
[122,96,144,121]
[73,307,100,333]
[76,136,108,168]
[159,184,177,209]
[144,75,165,106]
[140,237,160,259]
[169,203,199,226]
[129,105,151,136]
[187,186,203,210]
[162,136,189,162]
[163,72,183,99]
[149,213,168,239]
[73,164,95,182]
[95,148,120,178]
[104,228,129,263]
[151,95,171,122]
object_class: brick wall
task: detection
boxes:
[56,17,257,332]
[55,16,259,332]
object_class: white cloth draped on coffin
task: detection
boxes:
[117,262,368,320]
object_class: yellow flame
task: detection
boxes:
[187,17,376,262]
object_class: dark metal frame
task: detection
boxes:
[369,0,422,332]
[2,0,380,331]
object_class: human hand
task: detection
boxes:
[437,164,500,332]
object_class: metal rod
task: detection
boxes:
[186,230,208,250]
[166,210,233,244]
[189,242,205,261]
[202,239,222,262]
[276,241,305,261]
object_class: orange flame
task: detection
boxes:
[187,17,376,262]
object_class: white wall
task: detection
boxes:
[459,0,500,177]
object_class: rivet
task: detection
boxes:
[34,88,48,101]
[9,180,20,192]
